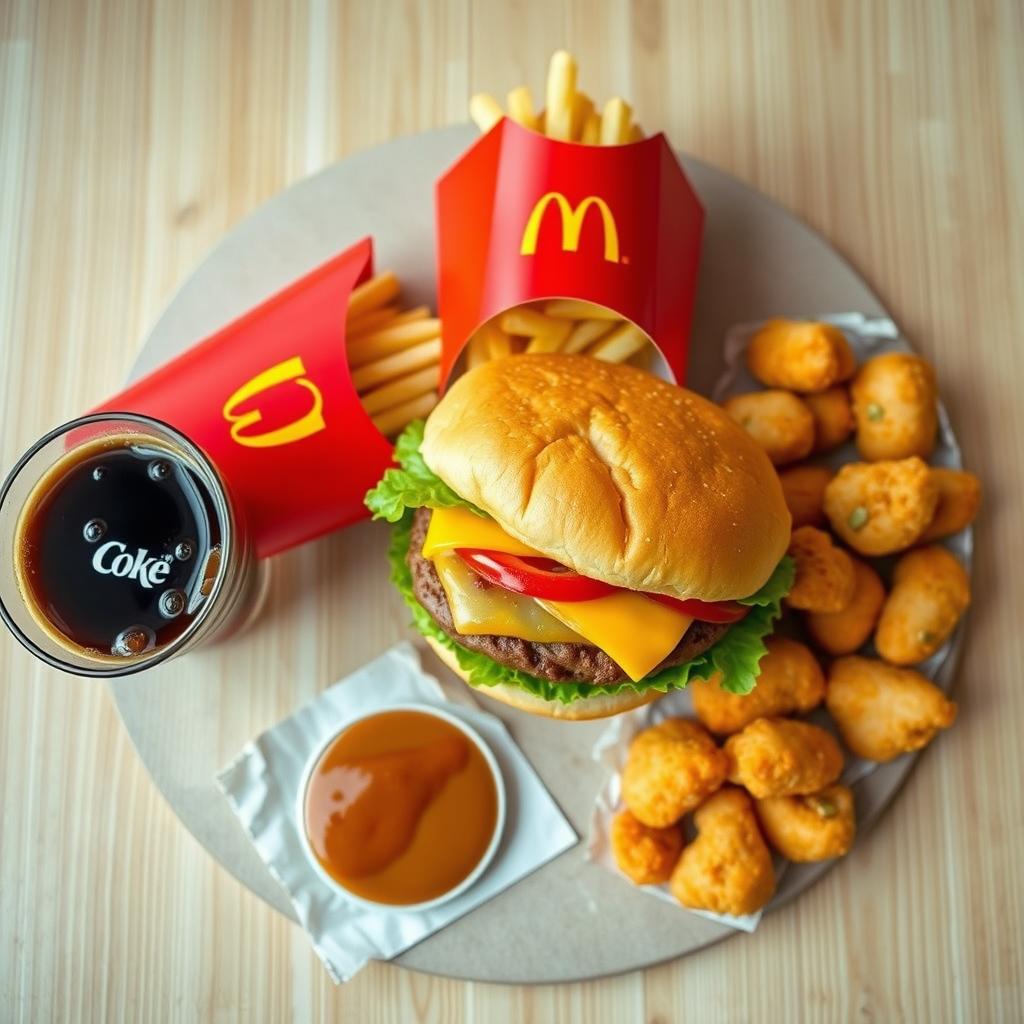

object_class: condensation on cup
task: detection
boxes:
[0,413,267,677]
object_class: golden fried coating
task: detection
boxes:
[724,718,844,799]
[670,787,775,916]
[851,352,938,461]
[722,390,815,466]
[826,656,957,761]
[610,809,684,885]
[921,468,982,542]
[755,785,855,862]
[875,545,971,665]
[746,319,856,393]
[621,719,729,827]
[785,526,857,613]
[691,636,826,735]
[823,456,938,556]
[805,557,886,656]
[778,464,834,528]
[805,387,855,453]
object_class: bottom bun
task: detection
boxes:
[424,636,661,721]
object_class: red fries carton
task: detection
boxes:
[435,117,704,387]
[93,238,393,557]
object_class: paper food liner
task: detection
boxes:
[587,313,972,932]
[92,237,393,558]
[218,642,577,983]
[435,118,703,388]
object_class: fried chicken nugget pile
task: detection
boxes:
[669,787,776,916]
[621,719,729,827]
[725,718,844,799]
[755,785,856,862]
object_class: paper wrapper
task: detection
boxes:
[92,238,393,558]
[435,118,704,387]
[587,313,971,931]
[217,642,577,983]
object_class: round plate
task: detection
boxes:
[109,125,940,984]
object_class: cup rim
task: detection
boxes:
[295,701,507,914]
[0,411,237,677]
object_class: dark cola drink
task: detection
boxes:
[1,416,261,675]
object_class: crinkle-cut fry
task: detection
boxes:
[543,299,621,320]
[359,365,439,415]
[346,305,398,338]
[507,86,539,131]
[469,92,504,132]
[372,390,439,437]
[347,271,400,320]
[350,338,442,391]
[499,306,572,339]
[570,91,595,141]
[563,318,616,354]
[600,97,633,145]
[545,50,577,140]
[588,322,648,362]
[347,318,442,367]
[581,111,601,145]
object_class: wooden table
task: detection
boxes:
[2,1,1022,1019]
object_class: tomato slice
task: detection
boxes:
[456,548,751,623]
[648,593,749,624]
[455,549,619,602]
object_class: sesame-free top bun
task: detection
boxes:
[421,354,791,602]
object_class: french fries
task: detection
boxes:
[462,298,654,370]
[470,50,643,145]
[347,272,442,439]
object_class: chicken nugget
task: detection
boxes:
[691,636,826,735]
[851,352,938,461]
[785,525,857,613]
[875,545,970,664]
[805,557,886,655]
[826,656,957,761]
[805,387,854,452]
[920,468,982,542]
[621,718,729,827]
[778,464,833,528]
[670,787,775,916]
[722,390,815,466]
[724,718,844,798]
[823,456,938,555]
[746,319,855,392]
[755,785,855,862]
[610,809,684,885]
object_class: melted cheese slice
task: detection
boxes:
[422,505,541,558]
[424,508,694,681]
[433,552,584,643]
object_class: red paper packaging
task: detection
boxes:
[93,237,390,558]
[435,117,704,388]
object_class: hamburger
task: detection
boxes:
[366,355,793,720]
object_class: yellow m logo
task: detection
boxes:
[519,192,620,263]
[223,356,326,449]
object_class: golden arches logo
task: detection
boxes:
[223,356,326,449]
[519,192,620,263]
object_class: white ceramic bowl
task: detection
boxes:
[296,702,506,913]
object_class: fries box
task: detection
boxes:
[435,117,704,387]
[92,238,393,558]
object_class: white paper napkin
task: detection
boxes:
[218,642,577,983]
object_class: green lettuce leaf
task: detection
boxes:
[364,420,484,523]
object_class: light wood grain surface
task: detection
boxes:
[2,0,1022,1020]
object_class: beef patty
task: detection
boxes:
[408,507,729,685]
